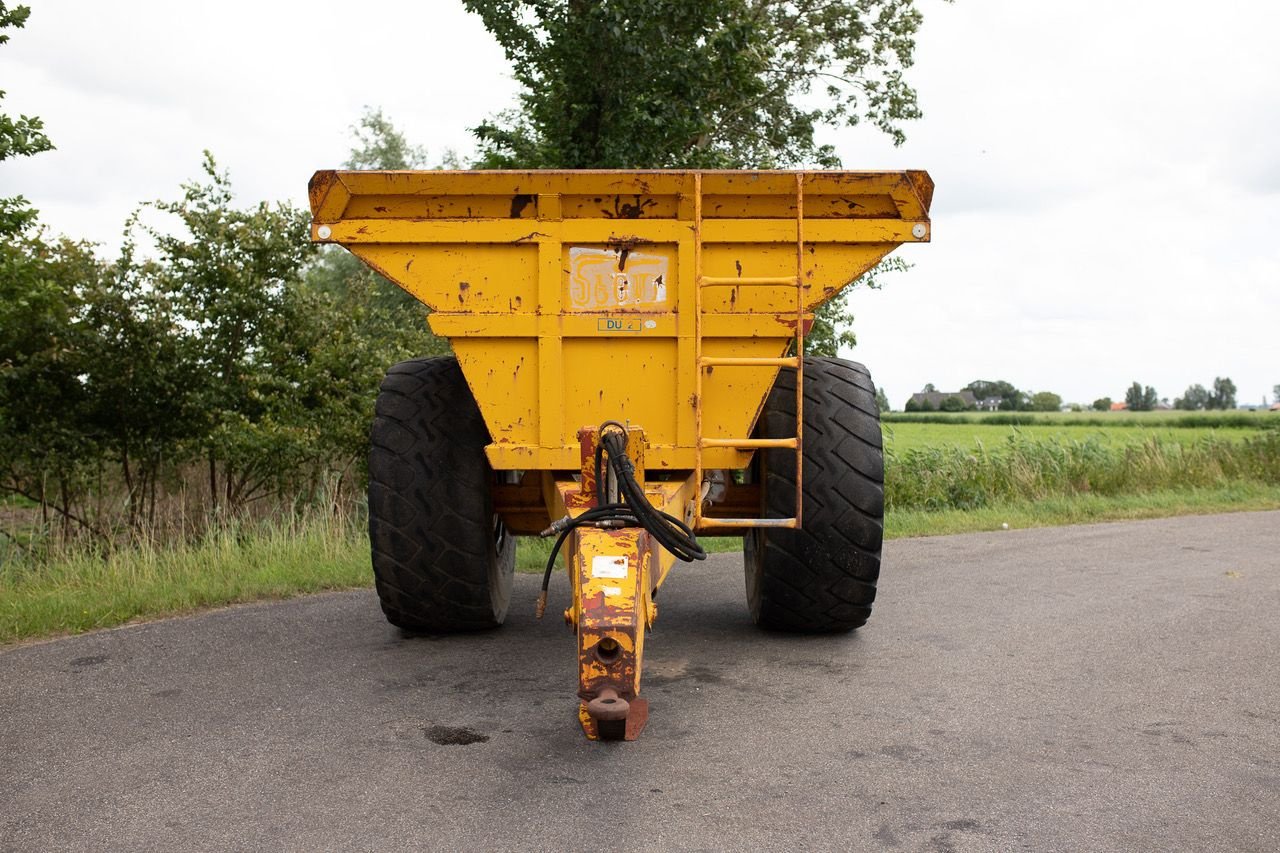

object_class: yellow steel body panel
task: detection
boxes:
[309,169,932,471]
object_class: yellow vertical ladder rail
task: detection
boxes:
[694,172,806,530]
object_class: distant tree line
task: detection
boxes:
[903,380,1064,413]
[896,377,1251,414]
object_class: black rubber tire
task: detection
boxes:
[743,357,884,632]
[367,356,515,632]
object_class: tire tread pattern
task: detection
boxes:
[368,357,515,632]
[745,357,884,632]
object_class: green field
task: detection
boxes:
[884,422,1265,453]
[883,410,1278,452]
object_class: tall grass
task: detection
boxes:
[0,510,370,644]
[887,432,1280,511]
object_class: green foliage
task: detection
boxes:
[0,231,102,529]
[875,386,890,413]
[964,378,1027,411]
[464,0,936,170]
[939,395,967,412]
[1092,397,1112,411]
[1178,377,1238,411]
[345,106,429,170]
[1125,381,1159,411]
[0,3,54,236]
[1030,391,1062,412]
[1175,383,1209,410]
[1211,376,1236,410]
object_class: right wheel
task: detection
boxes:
[367,356,515,632]
[744,357,884,632]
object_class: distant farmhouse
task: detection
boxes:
[907,390,978,411]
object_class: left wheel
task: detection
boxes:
[367,356,515,632]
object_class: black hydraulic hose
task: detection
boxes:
[601,428,706,563]
[536,425,706,616]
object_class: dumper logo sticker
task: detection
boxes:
[568,246,669,310]
[591,555,629,579]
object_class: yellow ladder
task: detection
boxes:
[692,172,806,530]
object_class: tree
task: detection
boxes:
[1210,376,1237,410]
[0,3,55,236]
[1092,397,1112,412]
[344,106,429,171]
[1030,391,1062,412]
[1273,384,1280,405]
[134,152,318,510]
[1125,382,1158,411]
[0,232,101,533]
[875,387,890,413]
[964,379,1027,411]
[1175,383,1210,410]
[464,0,937,170]
[464,0,942,350]
[939,395,966,412]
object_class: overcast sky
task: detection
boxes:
[3,0,1277,407]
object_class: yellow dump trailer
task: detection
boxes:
[309,169,932,740]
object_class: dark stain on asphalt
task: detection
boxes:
[70,655,109,669]
[548,775,585,785]
[873,822,900,846]
[424,725,489,746]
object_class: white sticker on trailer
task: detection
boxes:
[591,555,629,579]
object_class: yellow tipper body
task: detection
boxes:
[308,170,932,473]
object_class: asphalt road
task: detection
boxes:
[2,511,1278,852]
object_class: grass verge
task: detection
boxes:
[1,518,369,646]
[4,486,1279,646]
[885,484,1280,538]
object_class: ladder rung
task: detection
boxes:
[702,518,800,529]
[700,356,800,368]
[700,437,798,449]
[701,276,800,288]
